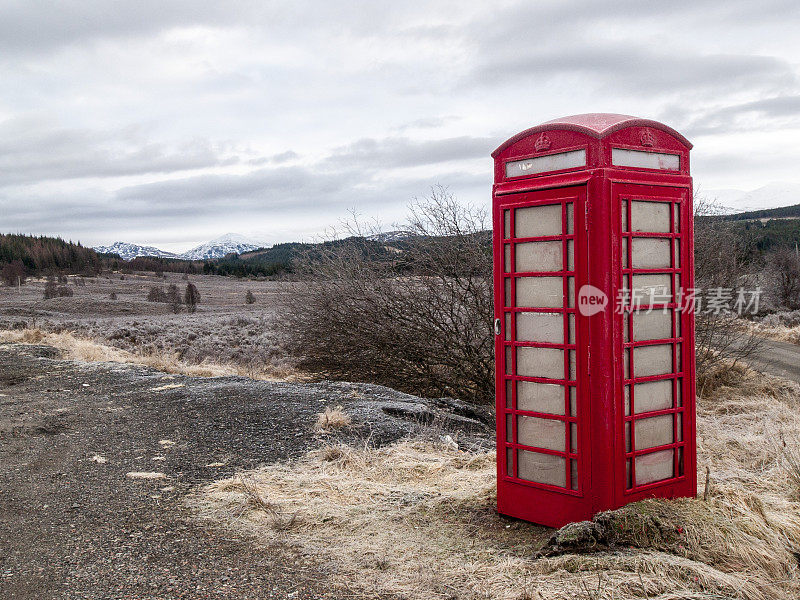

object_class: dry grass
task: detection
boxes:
[0,327,303,381]
[193,369,800,600]
[312,405,352,433]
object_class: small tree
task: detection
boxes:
[184,283,200,313]
[2,261,26,287]
[57,286,73,297]
[768,247,800,309]
[43,278,58,300]
[167,283,182,313]
[109,291,118,300]
[147,286,166,302]
[245,290,256,304]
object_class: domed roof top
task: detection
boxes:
[492,113,692,157]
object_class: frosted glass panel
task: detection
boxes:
[635,449,674,485]
[612,149,680,172]
[517,347,564,379]
[630,201,671,233]
[517,381,564,414]
[630,274,672,300]
[632,238,671,269]
[506,150,586,178]
[517,416,565,451]
[504,245,511,272]
[515,241,562,272]
[566,203,574,234]
[518,450,566,487]
[632,379,673,414]
[633,344,673,377]
[632,310,673,340]
[504,210,511,238]
[516,312,563,343]
[634,414,673,450]
[515,277,563,308]
[515,205,561,238]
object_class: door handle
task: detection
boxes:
[494,318,502,336]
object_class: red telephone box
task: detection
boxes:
[492,114,696,527]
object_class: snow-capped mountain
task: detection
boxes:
[706,182,800,213]
[94,241,177,260]
[177,233,264,260]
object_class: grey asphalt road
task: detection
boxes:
[742,336,800,384]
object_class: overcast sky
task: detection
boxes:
[1,1,799,251]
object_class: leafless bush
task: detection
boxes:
[245,290,256,304]
[281,186,493,405]
[109,291,118,300]
[147,286,167,303]
[43,278,57,300]
[56,286,73,297]
[694,194,762,390]
[766,247,800,309]
[313,406,352,432]
[167,284,183,313]
[184,283,200,313]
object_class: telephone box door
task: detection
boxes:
[495,184,592,526]
[611,182,696,504]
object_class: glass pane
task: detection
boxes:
[517,381,564,414]
[631,200,671,233]
[613,149,680,172]
[506,150,586,178]
[504,312,512,341]
[570,459,578,490]
[517,347,564,379]
[570,423,577,453]
[515,241,562,272]
[568,313,575,344]
[621,200,629,232]
[504,244,512,272]
[673,239,681,268]
[567,239,574,271]
[632,310,673,341]
[635,449,674,485]
[506,448,514,477]
[632,344,673,377]
[569,349,576,380]
[515,277,563,308]
[569,386,576,416]
[630,274,672,303]
[623,312,630,342]
[634,414,673,450]
[633,379,673,413]
[566,203,574,234]
[506,414,512,442]
[515,204,561,238]
[624,385,631,415]
[517,450,566,487]
[622,238,629,268]
[505,379,512,408]
[517,416,565,451]
[515,312,563,343]
[567,277,575,308]
[504,210,511,239]
[631,238,671,269]
[673,203,680,233]
[505,347,513,374]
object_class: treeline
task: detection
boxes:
[0,234,101,284]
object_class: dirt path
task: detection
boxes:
[0,343,489,600]
[743,336,800,384]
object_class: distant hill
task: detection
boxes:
[95,241,177,261]
[0,233,101,280]
[178,233,264,260]
[723,203,800,221]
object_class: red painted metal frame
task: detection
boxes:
[492,114,695,528]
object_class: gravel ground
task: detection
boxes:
[0,343,491,599]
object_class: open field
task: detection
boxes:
[0,273,297,378]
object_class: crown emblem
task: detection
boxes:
[640,129,656,147]
[534,133,551,152]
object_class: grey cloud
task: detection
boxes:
[671,95,800,136]
[0,119,236,186]
[326,136,495,170]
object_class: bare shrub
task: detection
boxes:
[147,286,167,302]
[282,186,493,405]
[56,286,73,297]
[167,284,182,313]
[109,291,118,300]
[694,194,762,391]
[43,278,57,300]
[767,247,800,309]
[313,406,352,432]
[184,283,200,313]
[1,260,26,286]
[245,290,256,304]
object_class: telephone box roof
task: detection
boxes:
[492,113,692,157]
